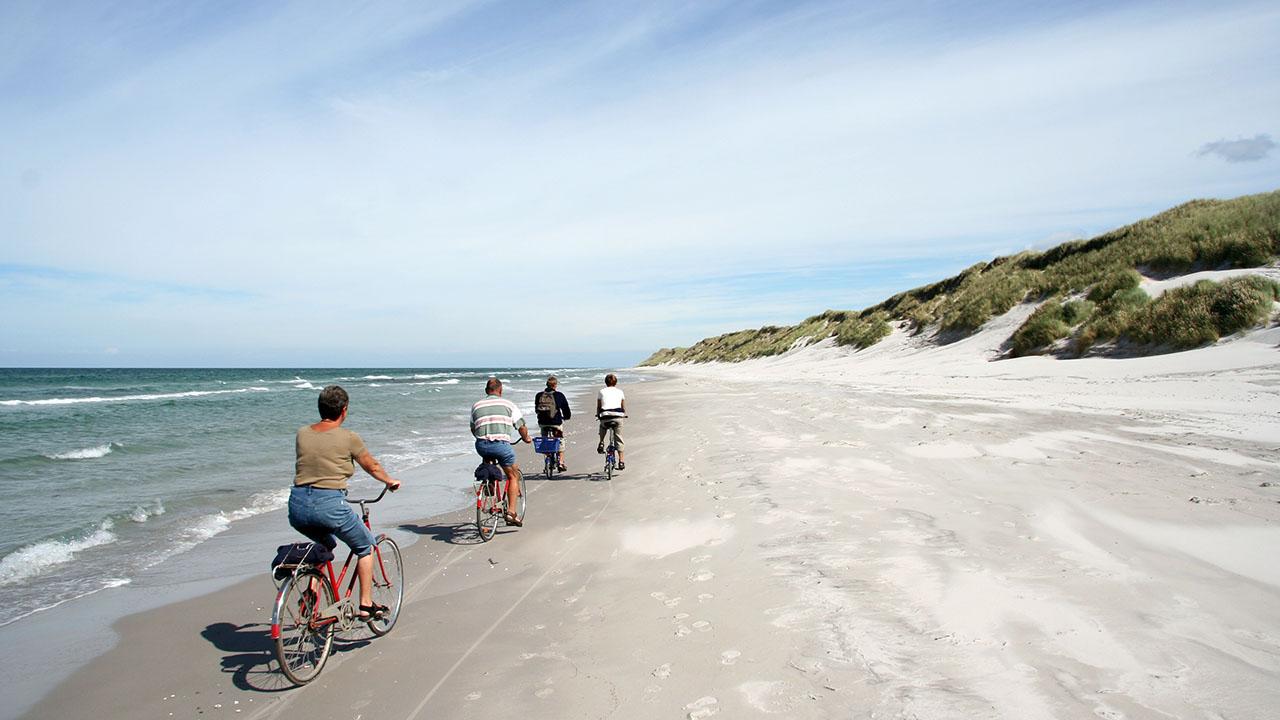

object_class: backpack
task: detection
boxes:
[535,390,557,424]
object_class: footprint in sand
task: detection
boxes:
[534,688,554,699]
[465,692,482,701]
[674,612,690,620]
[698,593,715,602]
[720,650,740,665]
[652,663,672,679]
[691,555,712,564]
[675,625,692,637]
[665,596,683,608]
[690,569,714,582]
[685,696,719,719]
[692,620,712,632]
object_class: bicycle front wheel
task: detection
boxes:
[476,483,500,542]
[544,454,554,480]
[367,536,403,636]
[274,569,335,685]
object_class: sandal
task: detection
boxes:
[504,513,523,527]
[358,602,389,620]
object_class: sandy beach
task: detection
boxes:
[19,320,1280,719]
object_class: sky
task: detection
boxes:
[2,0,1278,368]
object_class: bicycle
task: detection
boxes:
[598,416,624,481]
[533,427,563,480]
[474,438,526,542]
[270,486,404,685]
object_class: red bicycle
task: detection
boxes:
[270,486,404,685]
[475,439,527,541]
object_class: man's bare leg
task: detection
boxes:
[504,465,522,523]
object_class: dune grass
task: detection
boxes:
[1009,298,1095,356]
[1123,276,1280,350]
[641,190,1280,365]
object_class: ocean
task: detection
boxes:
[0,367,636,627]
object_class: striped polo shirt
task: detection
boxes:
[471,394,526,442]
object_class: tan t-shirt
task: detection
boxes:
[294,426,368,490]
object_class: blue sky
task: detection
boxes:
[2,0,1278,367]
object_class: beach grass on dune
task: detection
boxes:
[1123,275,1280,351]
[643,189,1280,365]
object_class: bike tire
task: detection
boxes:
[476,482,500,542]
[274,568,336,685]
[544,454,554,480]
[367,536,403,636]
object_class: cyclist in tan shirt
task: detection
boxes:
[289,385,400,619]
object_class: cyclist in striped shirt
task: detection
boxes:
[471,377,533,526]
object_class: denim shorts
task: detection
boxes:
[288,485,375,557]
[475,438,516,467]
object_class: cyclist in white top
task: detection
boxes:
[595,373,628,470]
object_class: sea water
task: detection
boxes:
[0,367,635,626]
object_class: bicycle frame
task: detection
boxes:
[538,427,562,478]
[474,437,527,539]
[602,423,619,479]
[475,466,508,510]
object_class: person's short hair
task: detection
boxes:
[485,377,502,394]
[318,385,348,420]
[605,373,617,387]
[546,375,558,388]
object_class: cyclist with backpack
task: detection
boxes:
[535,375,572,472]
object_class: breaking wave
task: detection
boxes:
[0,520,118,586]
[44,443,118,460]
[2,387,269,407]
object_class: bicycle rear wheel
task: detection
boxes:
[274,569,335,685]
[605,456,614,481]
[476,482,500,542]
[544,453,554,480]
[367,536,403,636]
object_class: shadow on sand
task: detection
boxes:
[203,617,373,692]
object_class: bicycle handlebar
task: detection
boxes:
[347,485,391,504]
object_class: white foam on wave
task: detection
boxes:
[432,378,461,385]
[363,375,395,380]
[0,520,118,586]
[129,500,165,523]
[178,488,290,548]
[44,442,117,460]
[3,387,270,407]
